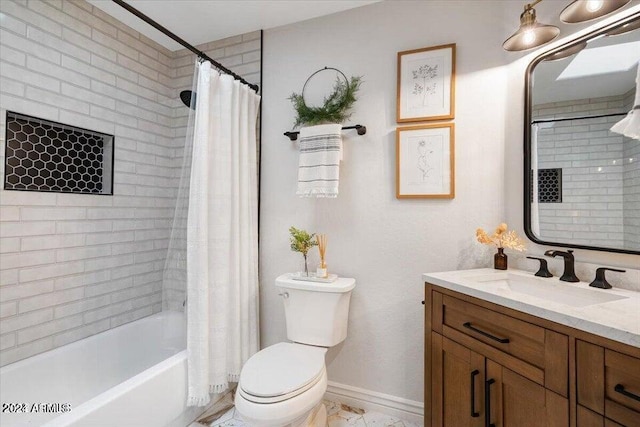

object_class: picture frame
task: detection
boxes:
[396,123,455,199]
[396,43,456,123]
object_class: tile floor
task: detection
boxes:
[206,399,421,427]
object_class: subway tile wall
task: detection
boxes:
[0,0,261,366]
[622,89,640,251]
[532,92,634,249]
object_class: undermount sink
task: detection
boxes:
[464,272,629,308]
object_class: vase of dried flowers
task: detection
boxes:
[494,247,508,270]
[476,223,526,270]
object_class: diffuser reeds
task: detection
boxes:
[317,234,327,269]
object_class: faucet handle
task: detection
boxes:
[526,256,553,278]
[589,267,626,289]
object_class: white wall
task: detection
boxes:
[261,0,640,407]
[260,1,512,403]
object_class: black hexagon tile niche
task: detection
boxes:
[538,168,562,203]
[4,112,113,195]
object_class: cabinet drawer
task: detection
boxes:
[605,349,640,426]
[433,292,569,396]
[577,340,640,426]
[440,294,546,368]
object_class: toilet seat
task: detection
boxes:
[239,342,327,404]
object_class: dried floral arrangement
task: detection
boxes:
[289,76,362,128]
[476,223,526,251]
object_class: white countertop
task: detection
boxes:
[423,268,640,348]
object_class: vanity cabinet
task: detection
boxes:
[431,333,567,427]
[425,283,640,427]
[576,340,640,426]
[431,333,484,427]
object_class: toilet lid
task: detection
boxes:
[240,342,326,398]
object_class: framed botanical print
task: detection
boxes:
[396,123,455,199]
[397,43,456,123]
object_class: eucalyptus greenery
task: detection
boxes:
[289,76,362,128]
[289,226,318,276]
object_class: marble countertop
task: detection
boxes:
[423,268,640,348]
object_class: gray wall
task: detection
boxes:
[0,0,261,366]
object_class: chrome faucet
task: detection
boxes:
[544,249,580,282]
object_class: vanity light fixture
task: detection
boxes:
[504,0,633,52]
[503,0,560,52]
[560,0,631,24]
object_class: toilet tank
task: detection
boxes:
[275,274,356,347]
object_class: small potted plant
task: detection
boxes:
[289,226,318,276]
[476,223,526,270]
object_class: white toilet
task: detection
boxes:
[235,273,356,427]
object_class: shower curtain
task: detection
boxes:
[531,124,540,237]
[186,61,261,406]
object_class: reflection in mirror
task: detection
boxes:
[526,14,640,254]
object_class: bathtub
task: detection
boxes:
[0,311,206,427]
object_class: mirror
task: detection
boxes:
[525,13,640,254]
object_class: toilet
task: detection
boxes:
[235,273,356,427]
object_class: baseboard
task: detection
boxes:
[324,381,424,424]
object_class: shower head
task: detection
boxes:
[180,90,196,110]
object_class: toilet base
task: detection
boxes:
[307,402,327,427]
[237,401,327,427]
[289,402,327,427]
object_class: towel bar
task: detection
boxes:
[283,124,366,141]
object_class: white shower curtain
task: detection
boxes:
[531,124,540,237]
[187,61,261,406]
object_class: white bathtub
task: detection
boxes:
[0,311,204,427]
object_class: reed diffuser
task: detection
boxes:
[316,234,328,278]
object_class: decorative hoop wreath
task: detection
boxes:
[289,67,362,128]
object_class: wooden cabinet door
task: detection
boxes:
[485,359,569,427]
[431,332,484,427]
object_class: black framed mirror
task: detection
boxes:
[524,12,640,255]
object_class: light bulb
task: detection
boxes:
[523,29,536,45]
[586,0,603,12]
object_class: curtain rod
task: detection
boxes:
[111,0,259,92]
[531,112,627,124]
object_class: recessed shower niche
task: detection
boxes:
[4,111,114,195]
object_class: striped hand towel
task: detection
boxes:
[296,124,342,198]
